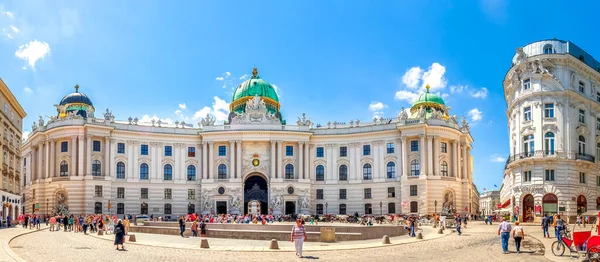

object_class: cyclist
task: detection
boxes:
[555,215,566,242]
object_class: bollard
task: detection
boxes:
[128,234,136,242]
[382,235,391,244]
[438,228,444,234]
[416,232,423,239]
[200,238,210,249]
[269,239,279,249]
[97,230,104,236]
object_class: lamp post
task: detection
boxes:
[325,202,328,214]
[46,199,49,216]
[434,200,438,214]
[379,202,382,216]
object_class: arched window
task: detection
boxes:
[410,201,418,213]
[140,163,149,180]
[116,162,125,179]
[59,161,68,177]
[577,195,587,214]
[141,202,148,214]
[187,203,195,214]
[117,203,124,215]
[387,162,396,178]
[579,136,586,155]
[596,143,600,162]
[542,194,558,215]
[285,164,294,179]
[316,165,325,181]
[94,202,102,214]
[164,203,172,215]
[187,165,196,181]
[579,55,585,62]
[596,197,600,210]
[543,44,553,54]
[316,204,324,214]
[364,203,372,214]
[523,134,534,156]
[339,204,347,214]
[441,161,448,176]
[363,163,372,180]
[217,164,227,179]
[163,164,173,180]
[544,132,555,155]
[410,160,420,176]
[92,160,101,176]
[339,165,348,181]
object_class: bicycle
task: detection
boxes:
[551,227,572,256]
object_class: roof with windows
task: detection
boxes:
[513,39,600,73]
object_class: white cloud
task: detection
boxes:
[402,67,423,89]
[396,62,448,105]
[24,86,32,94]
[15,40,51,70]
[468,108,483,122]
[421,62,447,91]
[368,101,387,118]
[225,72,231,77]
[239,74,249,80]
[215,77,224,81]
[10,25,18,33]
[450,85,466,93]
[3,11,13,19]
[178,103,186,110]
[471,87,488,99]
[140,114,173,124]
[193,96,230,123]
[22,131,30,141]
[490,153,506,163]
[394,90,420,103]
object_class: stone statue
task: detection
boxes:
[202,191,213,210]
[441,191,455,215]
[450,115,458,124]
[300,195,310,209]
[38,116,44,127]
[537,59,551,75]
[461,117,469,129]
[529,61,540,74]
[200,113,216,127]
[128,117,133,125]
[157,119,162,127]
[230,194,241,210]
[151,119,156,127]
[515,48,527,67]
[417,106,426,118]
[571,70,576,88]
[32,121,38,130]
[398,107,408,120]
[297,113,312,126]
[181,121,186,128]
[327,121,331,128]
[175,120,179,127]
[103,108,114,121]
[349,120,354,127]
[270,194,282,209]
[133,117,139,125]
[355,119,360,126]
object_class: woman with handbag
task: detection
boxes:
[512,221,525,253]
[114,219,126,250]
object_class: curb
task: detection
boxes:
[3,227,50,262]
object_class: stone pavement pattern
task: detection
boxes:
[9,222,547,262]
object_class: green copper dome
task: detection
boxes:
[412,86,445,107]
[231,68,279,103]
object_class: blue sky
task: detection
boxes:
[0,0,598,191]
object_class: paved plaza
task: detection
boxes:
[1,222,554,262]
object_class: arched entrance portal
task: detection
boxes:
[285,201,296,215]
[522,194,534,222]
[244,175,268,215]
[577,195,587,215]
[542,194,558,216]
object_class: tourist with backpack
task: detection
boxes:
[512,221,525,253]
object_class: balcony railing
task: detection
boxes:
[505,150,596,169]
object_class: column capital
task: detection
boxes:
[207,141,214,145]
[202,141,208,145]
[298,141,304,146]
[235,140,242,144]
[229,140,235,145]
[453,140,459,145]
[110,138,117,143]
[400,136,407,142]
[270,140,276,145]
[419,134,425,138]
[85,134,93,140]
[105,136,111,142]
[276,140,284,144]
[48,138,55,143]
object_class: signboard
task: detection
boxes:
[514,206,519,214]
[535,205,541,215]
[497,204,502,209]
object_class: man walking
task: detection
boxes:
[6,215,11,228]
[455,215,462,236]
[498,217,512,254]
[178,216,186,237]
[541,214,549,238]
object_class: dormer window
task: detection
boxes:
[579,55,585,62]
[523,78,531,90]
[543,44,553,54]
[579,81,585,93]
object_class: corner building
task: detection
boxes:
[502,39,600,222]
[23,69,475,217]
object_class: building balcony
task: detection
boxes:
[505,150,596,169]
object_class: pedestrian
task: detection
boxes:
[497,217,512,254]
[291,218,308,258]
[455,216,462,236]
[179,216,186,237]
[512,221,525,253]
[541,214,549,238]
[191,221,198,237]
[409,217,416,237]
[200,220,207,237]
[6,215,11,227]
[114,219,126,250]
[123,216,130,235]
[555,215,565,242]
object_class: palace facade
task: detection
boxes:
[22,68,475,217]
[502,39,600,222]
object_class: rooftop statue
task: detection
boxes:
[38,116,44,127]
[398,107,408,120]
[297,113,312,126]
[200,113,216,127]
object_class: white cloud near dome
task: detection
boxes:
[490,153,506,163]
[470,87,488,99]
[239,74,249,80]
[24,86,33,94]
[401,67,423,89]
[193,96,230,123]
[140,114,173,125]
[178,103,186,110]
[395,62,449,104]
[420,63,447,91]
[10,25,18,33]
[394,90,420,103]
[450,85,466,93]
[15,40,51,70]
[468,108,483,122]
[3,11,14,19]
[22,131,30,141]
[215,77,224,81]
[368,101,387,118]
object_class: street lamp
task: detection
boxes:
[434,200,438,214]
[379,202,382,216]
[325,202,328,214]
[46,199,49,215]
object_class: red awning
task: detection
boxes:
[499,199,511,209]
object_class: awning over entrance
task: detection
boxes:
[497,199,511,209]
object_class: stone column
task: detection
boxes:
[181,144,187,180]
[427,136,433,176]
[43,141,49,179]
[452,140,458,178]
[348,143,355,180]
[461,142,467,179]
[304,142,310,180]
[326,144,333,181]
[132,141,139,179]
[86,136,93,176]
[196,143,202,180]
[277,141,283,179]
[270,141,276,179]
[149,143,156,180]
[466,146,471,180]
[30,146,36,180]
[298,141,304,179]
[104,137,110,177]
[432,136,439,176]
[202,142,208,179]
[397,138,404,177]
[419,135,426,176]
[71,136,77,176]
[109,138,116,178]
[127,141,134,179]
[38,143,44,180]
[48,140,55,177]
[236,141,242,179]
[208,142,214,179]
[373,142,379,180]
[229,141,236,179]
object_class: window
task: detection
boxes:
[597,176,600,187]
[316,147,324,157]
[386,203,395,214]
[188,203,195,214]
[579,81,585,93]
[388,187,395,198]
[338,165,348,181]
[363,163,372,180]
[339,146,347,157]
[523,78,531,90]
[523,170,532,182]
[544,103,554,118]
[187,165,196,181]
[92,160,101,176]
[410,185,417,196]
[316,189,324,199]
[339,189,347,199]
[579,135,586,154]
[339,204,347,214]
[364,188,372,199]
[163,164,173,180]
[95,186,103,197]
[285,164,294,179]
[441,142,447,153]
[94,202,102,214]
[59,161,68,176]
[164,188,172,199]
[523,135,534,156]
[387,143,394,153]
[410,140,418,151]
[579,109,586,123]
[93,140,101,152]
[316,204,323,214]
[543,44,553,54]
[218,145,226,156]
[164,146,172,156]
[544,132,555,155]
[387,162,396,178]
[441,161,448,176]
[117,203,124,214]
[140,163,149,180]
[286,145,293,156]
[217,164,227,179]
[410,160,420,176]
[164,203,172,215]
[545,170,555,181]
[188,189,195,200]
[316,165,325,181]
[141,188,148,199]
[118,143,125,154]
[410,201,418,213]
[363,145,371,155]
[597,118,600,131]
[117,187,124,199]
[523,106,531,121]
[116,162,125,179]
[188,147,195,157]
[141,203,148,215]
[4,104,7,114]
[580,172,587,184]
[141,144,148,155]
[365,204,372,214]
[61,141,68,152]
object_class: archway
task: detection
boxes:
[542,194,558,216]
[577,195,587,215]
[216,201,227,214]
[285,201,296,215]
[522,194,534,222]
[244,174,268,215]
